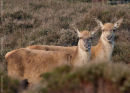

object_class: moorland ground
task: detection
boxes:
[0,0,130,93]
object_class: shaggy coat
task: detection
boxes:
[6,48,73,83]
[6,29,96,84]
[27,19,123,62]
[91,19,123,62]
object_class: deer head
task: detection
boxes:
[95,18,123,43]
[73,26,99,52]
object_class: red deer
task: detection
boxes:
[91,18,123,62]
[5,27,98,84]
[27,19,123,62]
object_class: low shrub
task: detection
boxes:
[0,71,19,93]
[29,62,130,93]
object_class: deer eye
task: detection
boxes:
[89,37,92,40]
[113,29,116,32]
[102,29,105,32]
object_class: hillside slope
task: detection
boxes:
[0,0,130,63]
[0,0,130,93]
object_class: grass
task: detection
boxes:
[25,62,130,93]
[0,0,129,92]
[0,0,129,64]
[0,62,130,93]
[113,43,130,63]
[0,70,19,93]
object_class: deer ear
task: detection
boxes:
[72,26,82,37]
[76,28,82,37]
[90,31,96,37]
[95,18,103,28]
[114,18,123,29]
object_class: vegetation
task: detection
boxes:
[0,0,129,63]
[0,71,19,93]
[0,0,129,93]
[25,62,130,93]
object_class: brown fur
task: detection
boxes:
[27,19,123,63]
[6,48,73,83]
[91,19,123,62]
[90,23,115,62]
[6,29,96,84]
[27,45,76,52]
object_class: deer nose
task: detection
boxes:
[88,44,91,50]
[83,39,91,51]
[107,34,113,40]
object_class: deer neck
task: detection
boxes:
[72,40,91,67]
[100,32,115,49]
[97,32,115,61]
